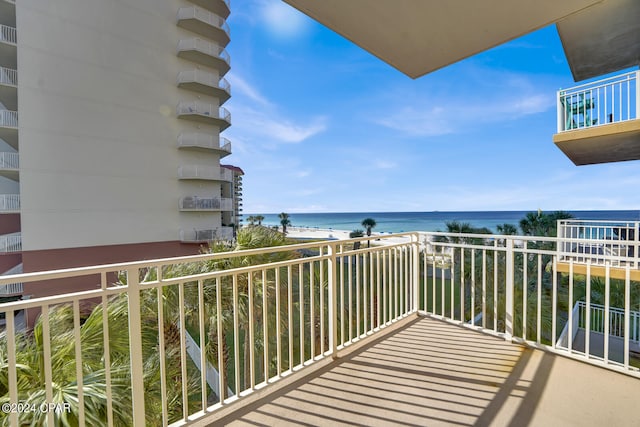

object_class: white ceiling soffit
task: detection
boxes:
[283,0,603,79]
[557,0,640,82]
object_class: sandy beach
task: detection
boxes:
[285,226,415,246]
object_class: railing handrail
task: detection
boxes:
[177,6,230,35]
[559,70,638,94]
[179,196,233,210]
[0,66,18,86]
[0,151,19,168]
[0,232,21,253]
[0,110,18,127]
[0,193,20,210]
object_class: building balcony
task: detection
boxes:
[187,0,230,20]
[177,38,230,76]
[0,232,638,425]
[0,194,19,213]
[0,231,20,253]
[0,151,18,181]
[178,132,231,157]
[0,24,16,69]
[178,165,233,181]
[0,66,17,110]
[179,226,234,242]
[0,110,18,149]
[177,7,230,47]
[177,70,230,103]
[553,70,640,165]
[176,102,231,130]
[0,263,22,296]
[179,196,232,211]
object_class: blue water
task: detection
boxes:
[251,211,640,234]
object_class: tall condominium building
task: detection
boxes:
[0,0,236,299]
[221,164,243,229]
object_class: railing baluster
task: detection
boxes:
[126,269,146,426]
[604,265,610,363]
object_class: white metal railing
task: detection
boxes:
[177,38,230,65]
[0,152,18,169]
[179,196,232,211]
[177,7,230,36]
[178,165,232,181]
[577,301,640,343]
[0,110,18,128]
[179,226,234,242]
[1,231,640,425]
[557,70,639,132]
[177,102,231,123]
[0,264,22,296]
[0,24,16,44]
[177,70,230,95]
[0,66,17,86]
[178,132,232,153]
[0,232,21,252]
[558,219,640,268]
[0,194,19,211]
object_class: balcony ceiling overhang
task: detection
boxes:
[283,0,602,79]
[556,0,640,82]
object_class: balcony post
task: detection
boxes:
[557,89,564,132]
[327,241,339,358]
[126,268,147,426]
[636,70,640,121]
[412,233,420,313]
[505,238,514,340]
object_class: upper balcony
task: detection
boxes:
[177,7,230,47]
[0,231,20,253]
[0,194,19,213]
[177,70,230,104]
[179,196,232,211]
[179,226,234,242]
[0,66,17,110]
[178,132,231,157]
[187,0,230,20]
[553,70,640,165]
[0,151,18,181]
[177,38,230,76]
[177,102,231,130]
[0,232,638,426]
[178,165,233,181]
[0,24,16,68]
[0,110,18,149]
[0,263,22,297]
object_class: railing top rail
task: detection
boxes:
[558,219,640,225]
[559,70,638,94]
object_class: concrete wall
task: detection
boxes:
[15,0,228,250]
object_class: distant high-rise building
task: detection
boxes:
[0,0,236,300]
[221,164,244,230]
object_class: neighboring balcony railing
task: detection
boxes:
[178,132,231,154]
[0,66,17,86]
[0,232,21,253]
[0,152,18,169]
[179,196,232,211]
[557,219,640,268]
[178,165,233,181]
[0,194,19,212]
[177,38,230,73]
[177,70,230,101]
[0,24,16,44]
[0,110,18,128]
[176,102,231,129]
[557,70,639,132]
[177,7,230,44]
[1,232,639,425]
[180,226,234,242]
[0,263,22,296]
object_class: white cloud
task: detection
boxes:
[260,0,310,39]
[231,105,327,144]
[226,73,272,107]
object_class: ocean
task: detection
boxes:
[252,211,640,234]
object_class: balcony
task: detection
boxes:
[0,66,17,110]
[0,110,18,149]
[0,151,18,181]
[179,226,234,242]
[179,196,232,211]
[176,102,231,130]
[178,165,233,181]
[0,232,638,425]
[177,38,230,76]
[177,70,230,103]
[178,132,231,157]
[0,24,16,68]
[187,0,230,19]
[0,231,20,253]
[0,194,19,213]
[553,71,640,165]
[0,263,22,296]
[177,7,230,47]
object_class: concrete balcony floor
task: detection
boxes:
[212,316,639,427]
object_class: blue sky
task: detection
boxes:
[224,0,640,214]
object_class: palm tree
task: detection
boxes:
[361,218,376,248]
[246,215,256,226]
[255,215,265,226]
[496,223,518,235]
[278,212,291,235]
